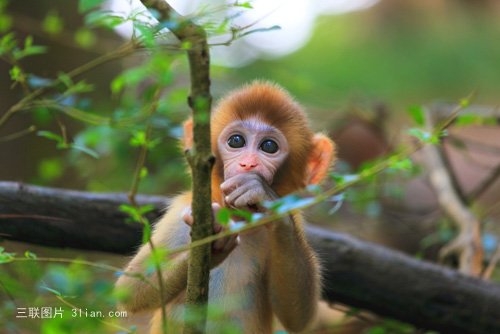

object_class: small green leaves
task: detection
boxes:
[407,105,425,126]
[9,65,22,82]
[265,194,315,215]
[129,130,160,150]
[24,251,38,260]
[0,247,15,264]
[15,36,47,60]
[455,113,496,126]
[142,222,152,245]
[216,207,231,225]
[84,10,125,29]
[240,25,281,38]
[234,1,253,9]
[42,11,64,35]
[39,285,63,297]
[119,203,155,224]
[37,130,99,158]
[78,0,105,13]
[0,0,12,33]
[387,156,413,172]
[407,128,441,144]
[74,28,97,48]
[38,158,63,181]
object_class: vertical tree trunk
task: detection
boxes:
[139,2,214,333]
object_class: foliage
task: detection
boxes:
[1,1,499,333]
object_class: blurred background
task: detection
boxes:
[2,0,500,248]
[1,0,500,332]
[2,0,500,191]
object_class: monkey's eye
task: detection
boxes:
[260,139,279,154]
[227,134,246,148]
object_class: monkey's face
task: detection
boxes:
[217,117,289,185]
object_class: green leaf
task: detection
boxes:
[407,128,437,144]
[240,25,281,38]
[57,72,73,88]
[330,173,359,185]
[130,131,147,147]
[24,251,37,259]
[134,22,156,47]
[387,157,413,172]
[142,222,152,244]
[74,28,96,48]
[235,1,253,9]
[10,36,47,60]
[38,158,64,181]
[110,75,125,95]
[40,285,62,297]
[56,105,108,125]
[84,10,125,29]
[264,195,315,215]
[69,144,100,159]
[42,11,64,35]
[63,80,94,95]
[0,33,16,55]
[37,130,64,144]
[216,207,231,225]
[459,97,470,108]
[139,167,148,179]
[0,13,13,33]
[407,105,425,126]
[78,0,104,13]
[0,247,15,264]
[9,65,22,81]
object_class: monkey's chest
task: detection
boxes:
[206,237,271,331]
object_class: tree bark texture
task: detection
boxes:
[139,2,214,332]
[1,181,500,334]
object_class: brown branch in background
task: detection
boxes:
[0,41,137,128]
[467,164,500,203]
[125,87,168,332]
[2,181,500,333]
[422,107,484,276]
[139,1,214,333]
[482,244,500,280]
[128,87,162,205]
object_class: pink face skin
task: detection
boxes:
[217,117,289,185]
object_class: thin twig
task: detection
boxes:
[423,105,484,276]
[482,244,500,280]
[0,125,36,142]
[0,41,137,128]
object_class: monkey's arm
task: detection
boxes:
[268,215,320,332]
[115,193,238,312]
[115,193,192,312]
[221,174,320,331]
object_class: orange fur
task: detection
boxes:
[210,81,334,203]
[116,81,336,334]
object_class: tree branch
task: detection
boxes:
[138,1,214,333]
[1,181,500,334]
[423,108,484,275]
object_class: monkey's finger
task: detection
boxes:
[212,202,221,213]
[213,223,223,234]
[213,233,239,252]
[212,235,227,251]
[182,207,193,226]
[223,235,239,253]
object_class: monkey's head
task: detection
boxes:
[209,81,335,205]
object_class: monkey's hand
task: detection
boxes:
[182,203,239,268]
[221,172,278,211]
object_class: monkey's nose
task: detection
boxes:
[239,162,258,171]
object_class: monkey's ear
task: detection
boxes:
[182,118,194,151]
[306,134,335,185]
